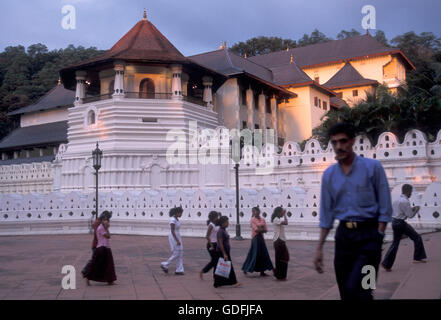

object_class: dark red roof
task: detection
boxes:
[62,18,188,70]
[323,62,378,89]
[248,34,415,70]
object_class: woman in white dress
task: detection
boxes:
[161,207,184,275]
[199,211,220,279]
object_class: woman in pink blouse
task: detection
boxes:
[242,207,274,276]
[83,217,117,285]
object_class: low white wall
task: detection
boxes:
[1,184,440,240]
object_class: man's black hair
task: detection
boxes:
[402,184,413,195]
[328,122,356,139]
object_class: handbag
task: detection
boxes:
[214,258,231,278]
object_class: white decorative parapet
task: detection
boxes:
[1,183,440,240]
[0,162,54,194]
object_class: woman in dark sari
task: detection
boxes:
[242,207,273,276]
[213,216,241,288]
[271,206,289,280]
[83,217,117,285]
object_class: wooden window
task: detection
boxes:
[352,89,358,97]
[318,99,321,108]
[314,97,318,107]
[242,121,247,129]
[323,101,327,110]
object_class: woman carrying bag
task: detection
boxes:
[213,216,241,288]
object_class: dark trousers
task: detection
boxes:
[334,222,383,300]
[202,243,219,273]
[273,239,289,279]
[382,219,427,269]
[81,248,96,276]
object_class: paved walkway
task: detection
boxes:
[0,230,439,300]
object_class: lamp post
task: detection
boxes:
[92,142,103,220]
[231,135,244,240]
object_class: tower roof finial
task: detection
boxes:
[143,8,147,20]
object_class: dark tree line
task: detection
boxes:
[230,29,389,57]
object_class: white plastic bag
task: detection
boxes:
[214,258,231,278]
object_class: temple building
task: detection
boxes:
[0,12,415,193]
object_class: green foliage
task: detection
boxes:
[337,29,361,40]
[230,36,297,57]
[297,29,333,47]
[312,85,441,146]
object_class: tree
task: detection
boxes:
[312,85,441,145]
[337,28,361,40]
[230,36,297,57]
[374,30,389,47]
[297,29,332,46]
[0,43,104,140]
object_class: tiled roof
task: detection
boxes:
[323,62,378,89]
[189,48,274,82]
[61,19,187,70]
[0,121,68,150]
[189,48,295,97]
[270,63,313,86]
[248,34,414,70]
[8,85,74,116]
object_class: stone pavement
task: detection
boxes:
[0,230,439,300]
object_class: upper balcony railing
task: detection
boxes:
[81,92,206,107]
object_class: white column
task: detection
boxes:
[271,96,278,146]
[113,61,125,97]
[202,76,213,110]
[171,64,183,100]
[74,71,87,105]
[258,92,266,140]
[246,86,254,129]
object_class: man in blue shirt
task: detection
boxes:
[314,122,392,300]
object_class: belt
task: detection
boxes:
[340,219,378,229]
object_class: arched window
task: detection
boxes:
[88,110,96,125]
[139,78,155,99]
[108,80,115,94]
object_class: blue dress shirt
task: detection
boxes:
[319,155,392,229]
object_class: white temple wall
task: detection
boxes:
[1,183,440,239]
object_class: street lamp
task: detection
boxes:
[92,142,103,220]
[230,135,244,240]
